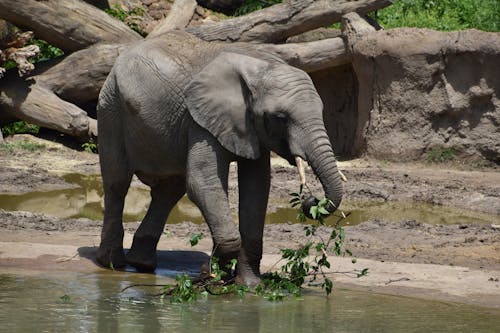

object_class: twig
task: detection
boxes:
[385,277,410,285]
[121,283,167,293]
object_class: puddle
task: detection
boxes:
[0,174,497,225]
[0,271,499,333]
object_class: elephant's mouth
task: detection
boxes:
[294,155,347,217]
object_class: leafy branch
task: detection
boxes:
[122,187,368,302]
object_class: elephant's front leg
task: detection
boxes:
[186,131,241,277]
[236,152,270,287]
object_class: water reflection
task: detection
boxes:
[1,272,499,333]
[0,174,497,225]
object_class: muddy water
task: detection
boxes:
[0,174,497,225]
[1,271,499,333]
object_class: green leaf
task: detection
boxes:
[324,278,333,295]
[310,206,318,220]
[318,206,330,215]
[189,233,204,246]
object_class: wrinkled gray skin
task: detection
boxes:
[96,31,343,287]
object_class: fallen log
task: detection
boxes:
[0,0,141,52]
[36,43,127,105]
[0,0,391,141]
[340,12,377,154]
[257,37,348,72]
[0,80,96,137]
[341,11,377,53]
[147,0,198,38]
[186,0,392,43]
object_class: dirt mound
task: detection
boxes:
[352,28,500,162]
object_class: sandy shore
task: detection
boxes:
[0,134,499,308]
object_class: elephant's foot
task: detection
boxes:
[235,271,262,289]
[126,236,158,273]
[96,245,126,270]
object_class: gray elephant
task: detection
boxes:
[96,31,343,287]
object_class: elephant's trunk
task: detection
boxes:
[299,122,343,213]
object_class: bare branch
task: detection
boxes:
[148,0,198,38]
[0,0,141,51]
[257,37,349,72]
[186,0,392,43]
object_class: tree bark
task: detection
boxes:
[341,11,377,53]
[147,0,198,38]
[0,0,141,52]
[257,37,348,73]
[0,80,96,137]
[36,43,127,105]
[186,0,392,43]
[0,0,390,140]
[340,12,377,155]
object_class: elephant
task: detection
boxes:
[96,31,343,287]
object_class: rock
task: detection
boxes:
[350,28,500,163]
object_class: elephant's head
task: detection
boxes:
[185,52,343,212]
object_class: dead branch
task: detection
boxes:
[0,80,96,137]
[0,0,142,52]
[147,0,198,38]
[186,0,392,43]
[257,37,349,73]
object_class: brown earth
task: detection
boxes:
[0,134,499,308]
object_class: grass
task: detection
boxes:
[425,147,458,163]
[372,0,500,32]
[0,140,46,153]
[234,0,499,32]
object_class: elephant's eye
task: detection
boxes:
[264,112,287,138]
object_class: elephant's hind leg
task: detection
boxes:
[126,176,186,272]
[97,172,133,269]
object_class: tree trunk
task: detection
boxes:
[147,0,198,38]
[257,37,348,73]
[186,0,391,43]
[36,43,127,105]
[0,79,96,137]
[0,0,141,52]
[0,0,389,140]
[340,12,377,155]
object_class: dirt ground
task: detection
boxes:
[0,134,499,308]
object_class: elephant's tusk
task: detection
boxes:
[339,170,347,182]
[295,156,307,186]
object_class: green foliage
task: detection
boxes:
[152,187,367,303]
[256,188,367,299]
[0,140,46,153]
[160,257,245,303]
[426,146,458,163]
[105,4,145,35]
[372,0,500,32]
[2,121,40,137]
[59,294,71,304]
[235,0,283,16]
[189,233,205,247]
[81,139,98,154]
[30,39,64,62]
[166,274,199,303]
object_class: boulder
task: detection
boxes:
[350,28,500,162]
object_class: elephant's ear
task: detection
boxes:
[184,52,268,159]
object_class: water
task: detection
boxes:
[0,174,497,225]
[0,271,499,333]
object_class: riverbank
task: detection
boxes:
[0,134,499,308]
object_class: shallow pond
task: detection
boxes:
[0,174,497,225]
[1,270,499,333]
